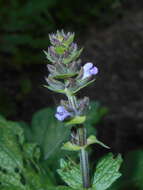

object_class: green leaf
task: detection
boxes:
[87,135,110,149]
[62,141,81,151]
[44,50,55,63]
[0,115,6,122]
[45,77,65,91]
[120,149,143,190]
[62,135,109,152]
[57,159,82,189]
[49,186,83,190]
[44,85,65,94]
[63,33,75,47]
[0,187,21,190]
[54,73,77,79]
[55,186,76,190]
[31,107,70,160]
[0,117,54,190]
[93,153,123,190]
[63,48,83,64]
[72,79,95,94]
[65,116,86,126]
[84,101,108,135]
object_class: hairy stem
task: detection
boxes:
[67,93,90,188]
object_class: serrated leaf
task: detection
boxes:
[93,153,123,190]
[57,159,82,189]
[0,116,53,190]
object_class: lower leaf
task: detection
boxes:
[93,153,123,190]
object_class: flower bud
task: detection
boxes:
[49,30,75,46]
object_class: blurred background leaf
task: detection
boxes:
[30,107,70,160]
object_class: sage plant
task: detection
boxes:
[44,30,122,189]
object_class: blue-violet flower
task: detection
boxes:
[82,62,98,79]
[55,106,71,121]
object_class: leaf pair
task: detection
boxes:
[57,153,122,190]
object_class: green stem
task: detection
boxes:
[66,93,90,188]
[80,148,90,188]
[78,127,90,189]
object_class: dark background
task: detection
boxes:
[0,0,143,155]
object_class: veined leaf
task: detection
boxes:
[0,115,53,190]
[57,159,82,189]
[93,153,123,190]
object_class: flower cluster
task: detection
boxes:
[44,30,98,123]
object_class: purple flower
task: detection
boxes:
[82,62,98,79]
[55,106,71,121]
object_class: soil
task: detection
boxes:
[1,0,143,155]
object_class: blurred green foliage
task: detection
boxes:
[0,0,122,68]
[0,115,56,190]
[1,103,143,190]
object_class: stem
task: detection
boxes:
[67,93,90,188]
[80,148,90,188]
[78,127,90,189]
